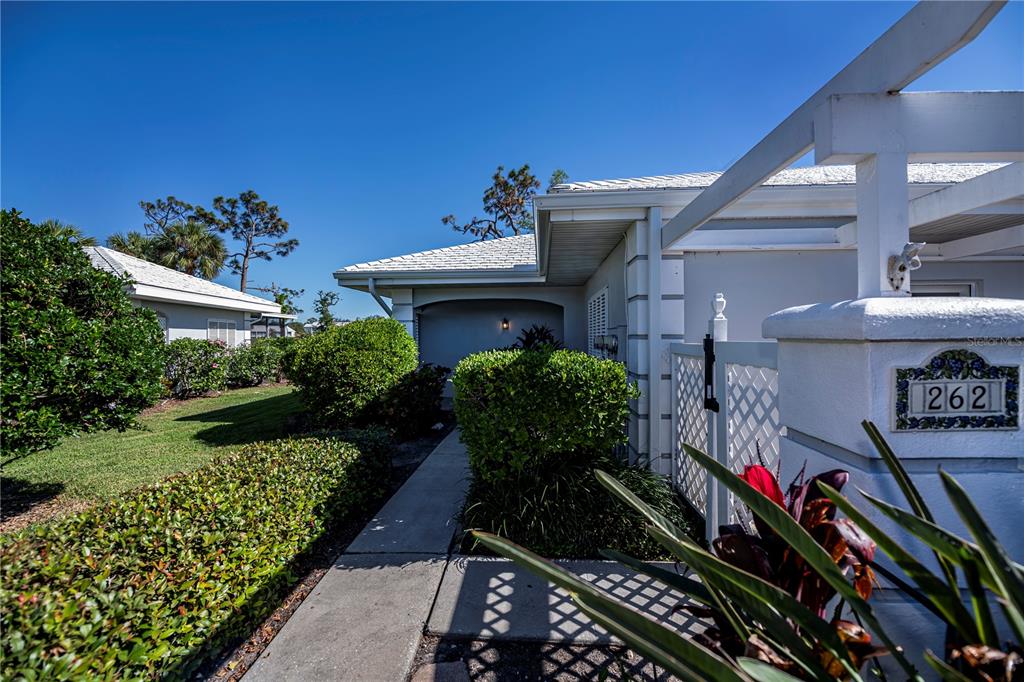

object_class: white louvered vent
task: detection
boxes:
[587,288,608,356]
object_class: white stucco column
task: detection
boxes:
[390,288,415,339]
[624,209,685,474]
[764,297,1024,674]
[855,152,910,298]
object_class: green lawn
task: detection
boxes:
[3,385,303,501]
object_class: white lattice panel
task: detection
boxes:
[725,363,782,522]
[673,354,708,512]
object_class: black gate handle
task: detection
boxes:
[703,333,720,413]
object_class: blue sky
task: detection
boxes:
[3,1,1022,320]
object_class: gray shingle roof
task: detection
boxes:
[85,246,280,310]
[337,234,537,274]
[552,162,1007,193]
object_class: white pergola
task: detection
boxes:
[661,0,1023,298]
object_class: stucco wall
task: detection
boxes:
[416,298,565,372]
[583,239,627,361]
[135,299,250,345]
[683,251,1023,342]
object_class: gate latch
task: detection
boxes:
[703,333,720,413]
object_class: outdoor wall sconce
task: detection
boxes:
[501,318,510,331]
[594,334,619,355]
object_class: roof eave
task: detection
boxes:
[132,284,283,314]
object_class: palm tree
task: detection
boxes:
[151,221,227,279]
[40,219,97,246]
[106,231,156,259]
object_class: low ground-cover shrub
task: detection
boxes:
[1,434,390,680]
[284,317,419,427]
[164,338,227,398]
[453,349,637,483]
[1,209,165,458]
[224,339,284,388]
[463,454,689,559]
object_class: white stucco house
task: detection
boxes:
[336,161,1022,383]
[337,2,1022,668]
[86,246,291,346]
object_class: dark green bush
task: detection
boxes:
[0,434,390,680]
[284,317,418,426]
[0,209,166,458]
[462,454,689,559]
[224,339,284,388]
[453,349,637,483]
[372,363,450,440]
[164,338,227,398]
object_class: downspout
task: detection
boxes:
[367,277,393,316]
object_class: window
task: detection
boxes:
[155,312,169,343]
[207,320,238,347]
[587,288,608,356]
[911,280,978,297]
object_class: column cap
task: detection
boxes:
[763,297,1024,341]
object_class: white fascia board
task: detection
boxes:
[815,92,1024,164]
[131,284,282,314]
[660,1,1006,249]
[910,163,1023,226]
[335,272,546,288]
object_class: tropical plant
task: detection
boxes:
[138,195,202,235]
[106,230,156,259]
[476,421,1024,681]
[512,323,563,351]
[150,220,227,279]
[38,218,97,246]
[1,210,165,459]
[370,363,450,440]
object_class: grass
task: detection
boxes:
[2,385,302,501]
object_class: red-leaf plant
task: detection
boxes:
[693,462,885,673]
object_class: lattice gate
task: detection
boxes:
[671,340,782,541]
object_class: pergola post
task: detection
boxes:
[855,151,910,297]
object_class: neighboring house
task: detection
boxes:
[335,163,1023,375]
[86,246,289,346]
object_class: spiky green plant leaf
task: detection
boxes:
[472,531,748,682]
[818,482,978,641]
[738,658,806,681]
[923,651,974,682]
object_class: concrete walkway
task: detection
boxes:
[244,429,469,682]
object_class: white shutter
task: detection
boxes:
[587,288,608,357]
[207,320,239,346]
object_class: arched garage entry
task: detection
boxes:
[416,298,565,372]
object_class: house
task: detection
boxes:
[86,246,290,346]
[335,162,1022,373]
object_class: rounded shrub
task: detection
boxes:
[0,209,166,457]
[224,339,284,388]
[453,349,638,484]
[284,317,418,426]
[164,338,227,398]
[0,433,390,680]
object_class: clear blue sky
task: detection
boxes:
[3,1,1022,320]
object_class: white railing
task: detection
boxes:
[670,294,782,541]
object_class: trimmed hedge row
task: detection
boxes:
[1,434,390,680]
[163,338,289,399]
[453,349,637,484]
[283,318,420,427]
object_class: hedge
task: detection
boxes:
[224,339,284,388]
[453,349,637,484]
[163,338,227,398]
[1,434,390,680]
[283,317,418,427]
[0,209,166,457]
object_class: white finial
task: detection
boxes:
[713,292,727,320]
[710,292,728,341]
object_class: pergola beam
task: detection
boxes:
[910,162,1024,226]
[935,225,1024,260]
[661,1,1007,249]
[814,92,1024,164]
